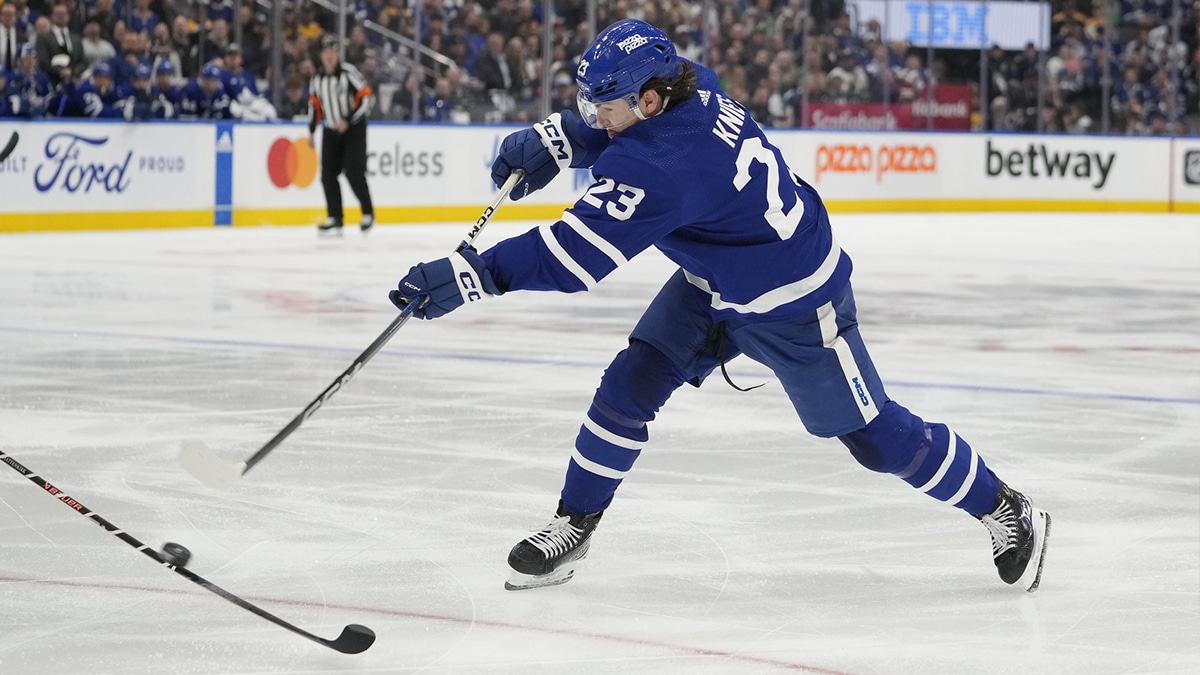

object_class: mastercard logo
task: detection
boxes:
[266,137,317,189]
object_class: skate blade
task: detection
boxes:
[504,567,575,591]
[1021,509,1051,592]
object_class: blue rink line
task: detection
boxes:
[2,323,1198,407]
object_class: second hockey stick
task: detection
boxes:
[0,448,375,654]
[0,131,19,163]
[180,170,524,488]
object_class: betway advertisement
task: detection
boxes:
[0,121,214,229]
[770,131,1170,209]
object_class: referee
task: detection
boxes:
[308,35,376,235]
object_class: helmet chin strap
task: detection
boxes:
[632,94,671,122]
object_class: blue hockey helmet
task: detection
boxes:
[92,62,113,79]
[133,61,152,80]
[200,63,223,80]
[155,59,175,75]
[575,19,679,129]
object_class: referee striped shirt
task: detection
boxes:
[307,63,375,131]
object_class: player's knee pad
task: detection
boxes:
[838,402,999,514]
[837,400,928,474]
[594,339,689,426]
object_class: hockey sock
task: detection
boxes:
[839,401,999,516]
[560,340,688,514]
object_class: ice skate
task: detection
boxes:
[360,214,375,235]
[505,501,603,591]
[979,482,1050,592]
[317,217,344,237]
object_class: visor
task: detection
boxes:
[577,91,643,130]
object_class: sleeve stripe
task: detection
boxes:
[560,210,628,267]
[537,223,597,289]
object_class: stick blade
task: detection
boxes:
[180,439,246,488]
[328,623,376,654]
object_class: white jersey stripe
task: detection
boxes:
[538,224,597,289]
[948,439,980,507]
[684,235,843,315]
[561,211,629,267]
[916,430,958,493]
[570,447,629,479]
[582,416,645,450]
[816,300,879,426]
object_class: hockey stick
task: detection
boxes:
[0,449,375,654]
[180,170,524,488]
[0,131,18,162]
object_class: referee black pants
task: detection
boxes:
[320,121,374,220]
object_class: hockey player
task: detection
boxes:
[116,60,173,120]
[389,19,1051,594]
[222,42,276,121]
[9,44,52,116]
[0,65,20,117]
[178,63,232,119]
[61,61,123,118]
[152,59,181,111]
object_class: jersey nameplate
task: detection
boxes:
[711,94,746,149]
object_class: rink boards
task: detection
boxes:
[1,119,1199,232]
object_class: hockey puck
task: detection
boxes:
[161,542,192,567]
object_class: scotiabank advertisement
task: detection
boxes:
[803,85,972,131]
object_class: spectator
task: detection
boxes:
[421,75,460,122]
[87,0,118,41]
[1,2,26,73]
[147,21,183,79]
[79,18,115,70]
[475,31,514,93]
[36,2,84,81]
[128,0,161,36]
[274,72,309,120]
[827,49,870,101]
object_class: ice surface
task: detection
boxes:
[1,213,1197,674]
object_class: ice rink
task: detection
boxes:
[1,212,1197,674]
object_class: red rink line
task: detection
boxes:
[0,575,856,674]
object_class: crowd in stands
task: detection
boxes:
[2,0,1197,135]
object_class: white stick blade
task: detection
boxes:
[180,439,247,488]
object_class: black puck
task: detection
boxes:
[161,542,192,567]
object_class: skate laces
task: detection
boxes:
[981,500,1018,558]
[526,515,584,559]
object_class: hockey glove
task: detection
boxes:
[389,248,501,320]
[491,110,588,200]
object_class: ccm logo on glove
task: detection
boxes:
[390,248,501,320]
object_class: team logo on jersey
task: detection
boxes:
[617,35,648,53]
[266,137,318,189]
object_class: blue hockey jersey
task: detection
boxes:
[178,80,232,119]
[481,63,851,322]
[61,80,124,118]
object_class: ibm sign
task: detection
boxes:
[852,0,1051,50]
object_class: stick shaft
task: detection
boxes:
[0,449,372,653]
[239,170,523,475]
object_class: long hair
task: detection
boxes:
[642,60,698,112]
